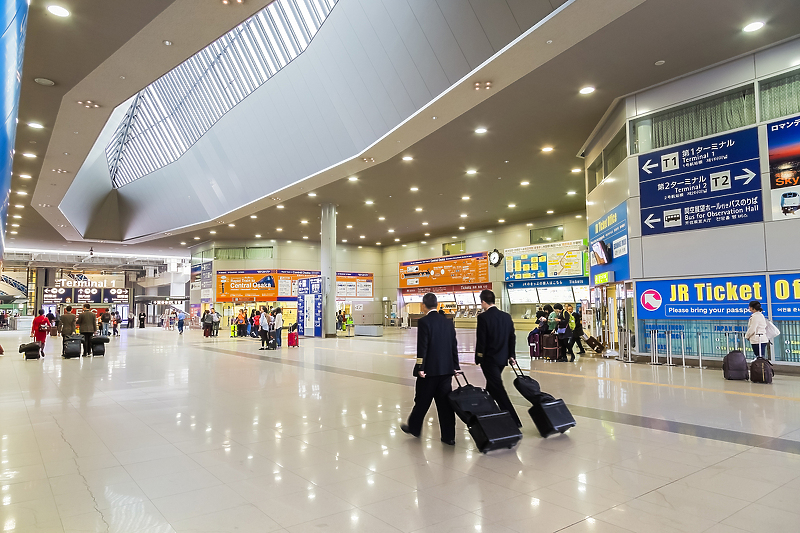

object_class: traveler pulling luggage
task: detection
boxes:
[722,350,748,380]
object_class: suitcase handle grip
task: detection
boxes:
[509,359,525,378]
[453,371,469,387]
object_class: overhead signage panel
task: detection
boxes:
[43,287,73,304]
[102,288,130,304]
[399,252,488,289]
[636,275,767,319]
[638,128,762,235]
[75,287,102,304]
[216,270,373,302]
[503,240,587,282]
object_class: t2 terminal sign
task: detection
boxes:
[638,128,762,236]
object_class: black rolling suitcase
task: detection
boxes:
[447,373,500,424]
[20,342,41,360]
[510,360,544,403]
[469,412,522,452]
[91,335,109,356]
[529,399,576,438]
[63,335,82,358]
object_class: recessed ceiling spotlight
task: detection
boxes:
[19,174,31,179]
[462,196,470,200]
[276,204,284,209]
[422,222,428,226]
[12,215,21,219]
[394,238,400,242]
[342,239,347,243]
[209,230,216,234]
[421,241,427,244]
[362,157,374,163]
[410,187,419,192]
[576,215,582,218]
[287,240,292,243]
[16,191,27,196]
[228,223,235,227]
[388,229,395,233]
[567,191,577,195]
[424,233,430,236]
[546,210,554,214]
[460,213,467,218]
[11,224,19,227]
[300,220,308,224]
[14,204,23,208]
[508,204,516,208]
[34,78,55,86]
[415,207,422,212]
[743,21,764,32]
[180,242,186,245]
[21,153,36,158]
[28,122,44,129]
[378,217,385,221]
[541,147,553,152]
[498,219,505,223]
[466,169,477,175]
[365,200,374,205]
[473,81,492,90]
[474,128,487,134]
[487,230,493,233]
[250,215,257,219]
[402,156,413,161]
[303,236,309,239]
[348,176,358,181]
[358,245,362,249]
[376,242,381,245]
[579,86,595,95]
[458,226,465,230]
[654,60,666,66]
[194,237,200,240]
[359,235,365,239]
[47,5,70,17]
[572,168,582,173]
[308,192,316,197]
[520,181,529,186]
[163,40,173,46]
[451,236,457,239]
[276,228,283,231]
[9,231,17,235]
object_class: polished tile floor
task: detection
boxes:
[1,326,800,533]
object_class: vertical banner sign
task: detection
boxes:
[200,262,213,302]
[296,276,323,337]
[767,114,800,219]
[636,275,766,319]
[588,201,629,284]
[638,127,762,235]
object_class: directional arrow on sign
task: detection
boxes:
[734,168,756,185]
[643,292,661,309]
[641,159,658,174]
[644,213,661,229]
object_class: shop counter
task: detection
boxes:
[355,325,383,337]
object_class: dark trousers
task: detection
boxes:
[560,337,574,359]
[480,362,522,427]
[260,329,270,346]
[237,324,246,337]
[82,332,94,356]
[407,375,456,442]
[569,335,585,354]
[751,342,768,357]
[177,320,184,333]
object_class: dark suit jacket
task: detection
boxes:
[76,311,97,333]
[475,306,516,366]
[413,310,460,377]
[59,313,76,336]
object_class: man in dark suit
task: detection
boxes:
[401,292,460,445]
[475,289,522,427]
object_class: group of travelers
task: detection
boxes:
[201,308,221,337]
[29,304,106,357]
[530,303,586,362]
[99,310,123,337]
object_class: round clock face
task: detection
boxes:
[489,251,501,265]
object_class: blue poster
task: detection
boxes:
[636,275,767,319]
[588,201,629,284]
[296,277,323,337]
[770,273,800,319]
[638,128,762,235]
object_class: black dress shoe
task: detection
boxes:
[441,439,455,446]
[400,424,420,438]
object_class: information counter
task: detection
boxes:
[10,316,33,332]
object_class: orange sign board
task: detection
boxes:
[216,270,373,302]
[398,252,489,289]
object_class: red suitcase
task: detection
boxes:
[288,331,299,347]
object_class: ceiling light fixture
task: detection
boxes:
[576,215,582,218]
[21,153,36,158]
[9,231,17,235]
[462,196,470,200]
[541,147,553,152]
[250,215,257,219]
[19,174,31,179]
[402,156,413,161]
[12,215,21,219]
[365,200,374,205]
[520,181,529,186]
[308,192,316,197]
[567,191,577,195]
[394,238,400,242]
[458,226,465,230]
[163,40,173,46]
[228,223,235,227]
[388,229,395,233]
[34,78,55,86]
[378,217,385,221]
[303,236,308,240]
[474,81,492,90]
[415,207,422,212]
[14,204,23,208]
[47,5,70,17]
[743,21,764,32]
[410,187,419,192]
[579,86,595,95]
[77,100,100,108]
[346,225,352,229]
[547,210,554,214]
[460,213,467,218]
[28,122,44,129]
[15,191,27,196]
[498,219,505,223]
[194,237,200,240]
[276,205,284,209]
[421,222,428,226]
[348,176,358,181]
[572,168,582,173]
[654,60,666,66]
[180,242,186,245]
[487,230,493,233]
[424,233,430,236]
[466,169,477,175]
[376,242,381,245]
[474,128,487,134]
[11,224,19,228]
[300,220,308,224]
[276,228,283,231]
[359,235,365,239]
[421,241,427,244]
[342,239,347,243]
[508,204,516,208]
[210,230,216,234]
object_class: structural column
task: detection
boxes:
[320,203,337,338]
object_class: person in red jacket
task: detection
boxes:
[31,309,51,358]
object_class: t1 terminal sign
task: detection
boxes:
[638,128,762,236]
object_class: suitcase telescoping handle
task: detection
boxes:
[509,358,525,378]
[452,371,468,387]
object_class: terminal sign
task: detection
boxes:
[636,275,766,319]
[638,127,763,236]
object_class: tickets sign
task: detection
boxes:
[216,270,373,302]
[399,252,488,289]
[636,275,767,319]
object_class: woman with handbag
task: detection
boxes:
[745,300,769,358]
[31,309,51,358]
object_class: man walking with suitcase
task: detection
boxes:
[76,304,97,357]
[401,293,461,445]
[475,289,523,428]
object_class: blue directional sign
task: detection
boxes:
[638,127,762,236]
